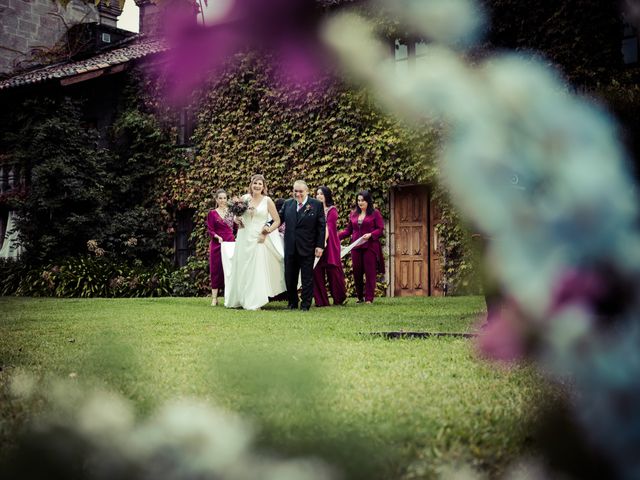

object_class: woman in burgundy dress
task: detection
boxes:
[338,190,385,304]
[207,189,235,305]
[313,186,347,307]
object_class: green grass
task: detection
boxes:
[0,296,545,479]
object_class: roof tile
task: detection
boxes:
[0,37,168,90]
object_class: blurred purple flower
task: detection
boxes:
[160,0,337,103]
[477,298,527,362]
[549,266,636,324]
[479,268,628,362]
[549,269,605,316]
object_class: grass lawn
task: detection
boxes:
[0,296,545,479]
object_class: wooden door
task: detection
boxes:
[393,186,429,296]
[429,200,444,296]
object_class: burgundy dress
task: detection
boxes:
[338,209,384,302]
[207,209,235,290]
[313,206,347,306]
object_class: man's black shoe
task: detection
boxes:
[301,306,310,311]
[287,304,298,310]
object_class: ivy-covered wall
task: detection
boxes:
[157,53,478,294]
[0,55,479,297]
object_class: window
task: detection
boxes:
[394,39,430,75]
[0,163,21,194]
[177,107,195,146]
[623,20,638,65]
[174,208,195,267]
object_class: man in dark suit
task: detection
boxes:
[270,180,325,311]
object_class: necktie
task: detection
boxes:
[297,202,303,212]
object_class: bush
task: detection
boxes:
[1,257,175,298]
[0,253,393,300]
[0,259,28,296]
[127,262,174,297]
[169,258,211,297]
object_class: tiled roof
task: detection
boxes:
[0,37,167,91]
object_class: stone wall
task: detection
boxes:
[0,0,99,74]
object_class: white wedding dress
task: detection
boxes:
[224,195,286,310]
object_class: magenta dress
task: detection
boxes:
[207,209,235,289]
[338,209,384,302]
[313,206,347,306]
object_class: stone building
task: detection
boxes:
[0,0,450,297]
[0,0,165,259]
[0,0,107,74]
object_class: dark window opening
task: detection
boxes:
[174,208,195,267]
[623,21,639,65]
[0,163,21,194]
[177,107,195,146]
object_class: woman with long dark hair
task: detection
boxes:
[339,190,384,304]
[313,186,347,306]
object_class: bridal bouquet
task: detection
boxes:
[228,196,249,217]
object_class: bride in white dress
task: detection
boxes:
[224,174,287,310]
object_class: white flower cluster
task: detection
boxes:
[7,375,336,480]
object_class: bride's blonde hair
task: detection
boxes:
[248,174,268,195]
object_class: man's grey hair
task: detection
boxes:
[293,180,309,190]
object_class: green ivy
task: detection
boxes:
[158,53,478,294]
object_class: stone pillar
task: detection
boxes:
[134,0,197,36]
[134,0,161,36]
[97,0,124,28]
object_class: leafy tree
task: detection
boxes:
[103,102,173,263]
[0,89,174,266]
[5,98,110,264]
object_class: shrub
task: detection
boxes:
[0,259,28,296]
[169,258,211,297]
[1,257,175,298]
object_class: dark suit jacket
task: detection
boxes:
[279,197,326,257]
